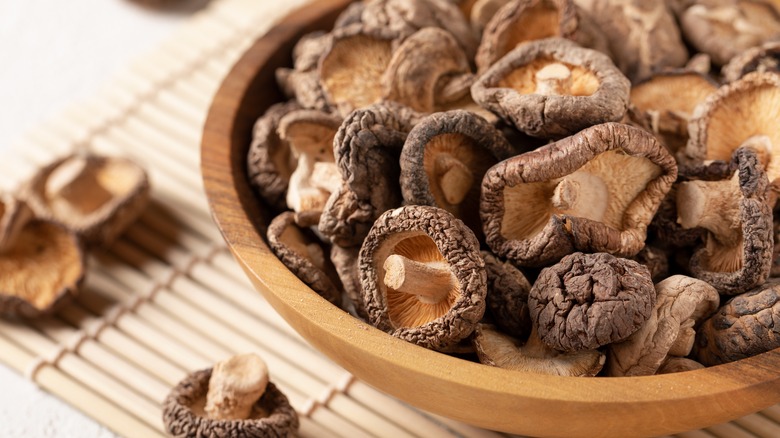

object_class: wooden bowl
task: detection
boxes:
[201,1,780,436]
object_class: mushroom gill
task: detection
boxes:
[497,58,599,96]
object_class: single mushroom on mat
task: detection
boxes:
[676,147,773,295]
[359,205,486,351]
[529,252,656,352]
[0,194,85,318]
[163,353,298,437]
[21,153,149,246]
[482,251,533,339]
[481,122,677,267]
[606,275,719,376]
[471,38,630,139]
[694,281,780,366]
[267,212,342,307]
[473,323,605,376]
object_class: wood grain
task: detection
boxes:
[200,1,780,436]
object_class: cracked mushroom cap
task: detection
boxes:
[481,122,677,267]
[319,102,420,247]
[529,252,656,352]
[22,153,150,246]
[472,38,630,139]
[482,251,533,339]
[400,110,513,236]
[163,354,298,437]
[606,275,719,377]
[680,0,780,66]
[722,41,780,82]
[694,280,780,366]
[0,194,85,318]
[677,147,774,295]
[267,212,342,307]
[473,323,605,376]
[359,205,487,351]
[684,72,780,184]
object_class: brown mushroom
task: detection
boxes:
[680,0,780,66]
[471,38,630,139]
[772,217,780,277]
[267,212,342,307]
[694,281,780,366]
[359,205,486,351]
[400,110,513,235]
[473,323,605,376]
[21,153,150,246]
[633,243,670,283]
[469,0,511,35]
[163,353,298,437]
[0,195,85,318]
[676,147,773,295]
[246,101,301,212]
[482,251,532,339]
[330,245,367,319]
[529,252,656,352]
[656,357,705,374]
[606,275,719,376]
[481,123,677,267]
[275,32,332,112]
[722,41,780,82]
[648,184,706,250]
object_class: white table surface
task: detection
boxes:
[0,1,206,436]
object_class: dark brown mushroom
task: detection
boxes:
[722,41,780,82]
[275,32,332,112]
[21,153,150,246]
[481,122,677,267]
[330,244,367,319]
[694,281,780,366]
[473,323,605,376]
[648,185,706,250]
[633,244,670,283]
[606,275,719,376]
[400,110,513,235]
[482,251,532,339]
[163,353,298,437]
[772,216,780,277]
[676,147,774,295]
[529,252,656,352]
[267,212,342,307]
[471,38,630,139]
[359,205,486,351]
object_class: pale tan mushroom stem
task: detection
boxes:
[676,173,742,246]
[535,63,572,95]
[551,171,609,222]
[205,353,269,421]
[434,153,474,205]
[383,254,456,304]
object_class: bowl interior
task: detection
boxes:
[201,1,780,436]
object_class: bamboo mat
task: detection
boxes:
[0,0,779,437]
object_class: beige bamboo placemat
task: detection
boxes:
[1,0,779,437]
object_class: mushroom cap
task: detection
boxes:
[22,153,150,246]
[632,243,670,283]
[722,41,780,82]
[400,110,513,236]
[471,38,630,138]
[482,251,533,339]
[481,122,677,267]
[647,184,706,249]
[685,72,780,183]
[359,205,487,351]
[656,357,705,374]
[0,219,85,318]
[163,368,298,438]
[267,212,342,307]
[529,252,656,352]
[330,244,367,319]
[606,275,719,377]
[694,280,780,366]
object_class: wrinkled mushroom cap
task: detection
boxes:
[482,251,532,339]
[722,41,780,82]
[472,38,630,138]
[529,252,656,352]
[606,275,719,377]
[330,245,366,319]
[359,205,486,351]
[481,122,677,267]
[22,153,150,246]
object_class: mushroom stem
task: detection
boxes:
[434,153,474,205]
[205,353,269,421]
[534,63,572,95]
[383,254,455,304]
[676,173,742,246]
[551,171,609,222]
[0,196,33,254]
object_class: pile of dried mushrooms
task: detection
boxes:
[249,0,780,377]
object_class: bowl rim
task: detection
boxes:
[201,1,780,436]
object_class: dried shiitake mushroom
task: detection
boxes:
[471,38,630,139]
[633,244,670,282]
[482,251,532,339]
[22,153,150,246]
[656,357,705,374]
[163,353,298,437]
[330,245,367,319]
[529,252,656,352]
[276,32,332,111]
[468,0,511,35]
[722,41,780,82]
[677,147,773,295]
[694,281,780,366]
[481,122,677,267]
[606,275,719,376]
[359,205,486,351]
